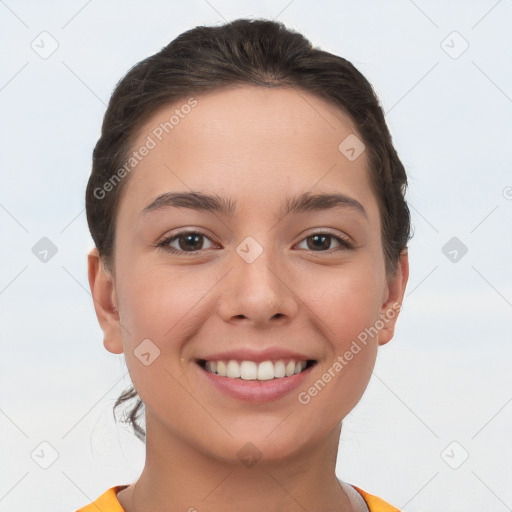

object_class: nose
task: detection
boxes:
[217,244,299,327]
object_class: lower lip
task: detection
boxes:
[198,364,313,403]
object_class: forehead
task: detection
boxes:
[120,85,378,222]
[135,85,361,163]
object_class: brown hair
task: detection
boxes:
[85,17,412,442]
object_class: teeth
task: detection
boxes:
[205,361,217,374]
[203,359,311,380]
[257,361,274,381]
[226,360,240,378]
[285,360,295,377]
[217,361,227,377]
[274,360,286,378]
[240,361,257,380]
[294,361,307,375]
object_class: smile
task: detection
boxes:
[197,359,316,381]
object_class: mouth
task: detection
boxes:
[196,358,317,381]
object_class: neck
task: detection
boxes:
[122,412,352,512]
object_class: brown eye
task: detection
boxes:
[158,231,216,254]
[297,232,353,252]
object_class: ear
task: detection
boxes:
[87,247,124,354]
[378,249,409,346]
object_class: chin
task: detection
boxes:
[201,422,330,468]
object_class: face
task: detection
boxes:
[89,85,408,464]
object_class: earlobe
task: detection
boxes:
[87,248,124,354]
[378,249,409,346]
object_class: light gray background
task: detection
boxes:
[1,1,511,511]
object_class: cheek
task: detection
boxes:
[114,269,205,416]
[303,265,383,397]
[117,268,203,340]
[309,265,384,346]
[114,266,221,391]
[296,273,381,425]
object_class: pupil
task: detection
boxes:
[309,234,330,251]
[181,234,202,251]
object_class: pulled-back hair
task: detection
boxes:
[85,18,412,442]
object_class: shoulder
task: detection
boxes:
[74,485,128,512]
[351,484,402,512]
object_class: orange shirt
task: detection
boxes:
[75,484,401,512]
[351,485,401,511]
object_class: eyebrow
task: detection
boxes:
[140,191,368,220]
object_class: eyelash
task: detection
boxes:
[156,229,354,255]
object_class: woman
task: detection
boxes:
[80,17,411,512]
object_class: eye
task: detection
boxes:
[157,230,217,254]
[296,232,353,252]
[156,229,353,255]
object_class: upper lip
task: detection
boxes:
[196,348,316,363]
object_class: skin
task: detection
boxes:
[88,85,409,512]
